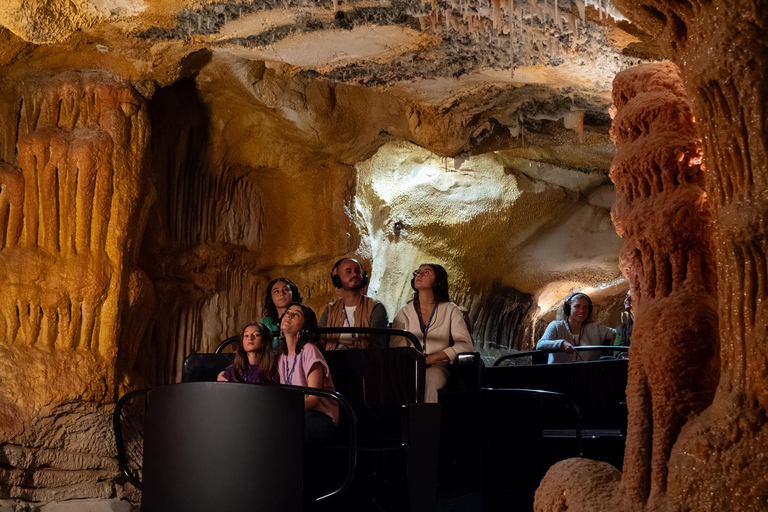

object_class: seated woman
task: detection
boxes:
[536,292,616,364]
[391,263,473,403]
[261,278,304,349]
[217,322,277,383]
[278,303,339,444]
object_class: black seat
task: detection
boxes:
[181,353,233,383]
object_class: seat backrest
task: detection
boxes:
[485,359,628,430]
[324,347,425,407]
[181,354,234,383]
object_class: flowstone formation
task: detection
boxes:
[536,0,768,509]
[611,61,718,508]
[0,71,151,504]
[535,59,718,512]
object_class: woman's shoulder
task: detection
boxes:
[300,342,327,361]
[395,301,416,314]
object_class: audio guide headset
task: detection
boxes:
[563,292,593,318]
[330,258,369,289]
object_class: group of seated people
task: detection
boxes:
[215,256,634,442]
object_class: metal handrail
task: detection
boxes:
[215,327,424,354]
[483,387,584,457]
[113,383,358,502]
[277,384,358,501]
[493,345,629,366]
[112,388,149,490]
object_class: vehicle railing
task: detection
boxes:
[493,345,629,366]
[215,327,424,354]
[483,388,584,457]
[113,385,358,502]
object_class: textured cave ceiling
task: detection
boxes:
[0,0,659,132]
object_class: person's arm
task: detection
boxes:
[390,307,409,348]
[217,371,228,382]
[318,305,329,328]
[368,302,389,349]
[536,321,573,352]
[600,325,617,344]
[304,362,324,409]
[440,305,473,362]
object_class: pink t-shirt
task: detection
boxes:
[278,343,339,425]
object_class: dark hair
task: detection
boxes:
[563,293,594,322]
[264,278,303,322]
[233,323,276,384]
[278,303,323,355]
[411,263,451,304]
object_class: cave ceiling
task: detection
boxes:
[0,0,660,161]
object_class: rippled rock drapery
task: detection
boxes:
[535,0,768,509]
[0,70,151,505]
[611,61,718,509]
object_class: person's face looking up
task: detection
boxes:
[624,291,632,312]
[242,325,263,352]
[281,305,305,335]
[569,296,590,324]
[413,265,436,291]
[271,281,293,309]
[338,260,364,291]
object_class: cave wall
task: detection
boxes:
[0,7,636,506]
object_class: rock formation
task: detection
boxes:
[535,0,768,510]
[0,0,682,509]
[613,61,718,508]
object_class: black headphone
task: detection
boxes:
[563,292,593,318]
[330,257,369,289]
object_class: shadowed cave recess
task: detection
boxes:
[0,0,766,510]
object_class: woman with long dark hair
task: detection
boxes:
[391,263,473,403]
[216,322,277,384]
[261,278,303,348]
[278,303,338,444]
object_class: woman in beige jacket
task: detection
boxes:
[391,263,473,403]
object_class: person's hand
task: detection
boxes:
[425,352,449,366]
[216,371,228,382]
[561,341,575,353]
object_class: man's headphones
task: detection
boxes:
[563,292,593,317]
[330,257,369,289]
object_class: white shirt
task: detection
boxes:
[338,305,356,348]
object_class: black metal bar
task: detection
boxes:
[214,335,239,354]
[493,346,630,366]
[320,327,423,353]
[277,384,358,501]
[216,328,424,354]
[112,388,149,490]
[484,387,584,457]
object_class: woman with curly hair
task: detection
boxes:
[278,303,338,444]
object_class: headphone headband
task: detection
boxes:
[330,257,370,289]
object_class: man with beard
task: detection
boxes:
[319,257,388,350]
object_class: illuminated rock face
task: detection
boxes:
[0,71,151,504]
[629,1,768,510]
[610,61,718,509]
[536,0,768,509]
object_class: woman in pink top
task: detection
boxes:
[278,303,338,444]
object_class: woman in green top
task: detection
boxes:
[261,278,304,349]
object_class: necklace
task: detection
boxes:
[284,353,299,385]
[415,302,438,354]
